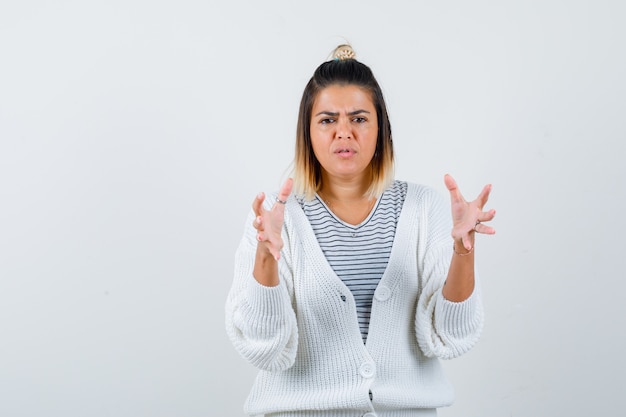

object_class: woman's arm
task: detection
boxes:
[251,178,293,286]
[224,179,298,372]
[415,178,495,359]
[442,174,496,302]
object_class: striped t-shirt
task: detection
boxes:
[298,180,408,342]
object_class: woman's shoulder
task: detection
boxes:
[393,179,442,200]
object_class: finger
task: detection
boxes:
[477,209,496,223]
[256,235,281,260]
[274,178,294,207]
[461,234,473,251]
[475,184,492,208]
[252,216,263,231]
[475,223,496,235]
[252,192,265,216]
[444,174,465,204]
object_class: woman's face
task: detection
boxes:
[310,84,378,186]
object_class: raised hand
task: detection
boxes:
[252,178,293,261]
[444,174,496,252]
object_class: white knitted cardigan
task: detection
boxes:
[225,182,484,416]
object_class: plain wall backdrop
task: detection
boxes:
[1,1,625,416]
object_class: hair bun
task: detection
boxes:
[332,44,356,61]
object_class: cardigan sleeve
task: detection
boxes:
[224,205,299,372]
[414,188,485,360]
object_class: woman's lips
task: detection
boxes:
[335,148,356,157]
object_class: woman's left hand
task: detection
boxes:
[444,174,496,252]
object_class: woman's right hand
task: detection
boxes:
[252,178,293,261]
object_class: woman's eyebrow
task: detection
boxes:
[314,111,338,117]
[348,109,370,116]
[314,109,370,117]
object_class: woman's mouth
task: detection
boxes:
[335,148,356,157]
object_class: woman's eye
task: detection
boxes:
[320,118,335,125]
[353,117,366,123]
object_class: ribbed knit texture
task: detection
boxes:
[225,182,484,416]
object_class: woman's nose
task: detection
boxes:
[335,118,352,139]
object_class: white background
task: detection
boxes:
[1,1,625,416]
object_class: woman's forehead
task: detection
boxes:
[312,85,375,111]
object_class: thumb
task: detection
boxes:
[444,174,462,203]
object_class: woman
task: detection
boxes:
[225,45,496,417]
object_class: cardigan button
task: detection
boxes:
[359,362,375,378]
[374,285,391,301]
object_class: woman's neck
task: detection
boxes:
[319,172,372,202]
[317,176,377,225]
